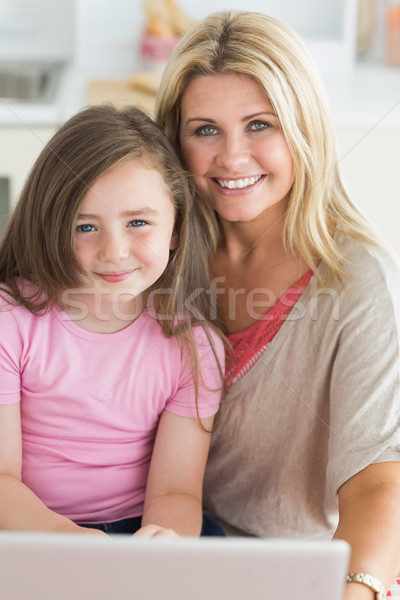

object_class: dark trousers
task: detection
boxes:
[78,513,225,536]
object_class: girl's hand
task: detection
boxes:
[78,527,109,537]
[132,524,180,538]
[61,521,109,536]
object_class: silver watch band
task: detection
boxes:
[346,572,386,600]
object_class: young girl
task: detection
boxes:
[0,104,225,537]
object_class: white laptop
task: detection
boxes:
[0,532,349,600]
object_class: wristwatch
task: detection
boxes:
[346,572,386,600]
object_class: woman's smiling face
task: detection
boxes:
[179,72,294,224]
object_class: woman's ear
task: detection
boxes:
[169,231,179,250]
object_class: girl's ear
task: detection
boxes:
[169,231,179,250]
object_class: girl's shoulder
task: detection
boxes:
[0,278,39,302]
[145,304,225,355]
[192,322,225,357]
[0,285,20,314]
[0,280,48,322]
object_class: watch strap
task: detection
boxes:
[346,572,386,600]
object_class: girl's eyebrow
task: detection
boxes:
[77,207,160,220]
[120,208,159,218]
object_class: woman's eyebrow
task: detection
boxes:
[184,117,217,125]
[243,111,277,120]
[183,111,277,126]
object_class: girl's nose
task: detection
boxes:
[215,134,249,171]
[98,231,130,263]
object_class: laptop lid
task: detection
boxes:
[0,532,350,600]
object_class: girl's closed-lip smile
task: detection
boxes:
[95,270,136,283]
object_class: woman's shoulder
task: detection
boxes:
[319,234,400,327]
[335,232,400,290]
[307,234,400,330]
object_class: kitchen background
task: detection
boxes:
[0,0,399,253]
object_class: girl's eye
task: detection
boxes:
[194,125,218,136]
[77,224,95,233]
[250,120,271,131]
[128,219,147,228]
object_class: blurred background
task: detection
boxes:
[0,0,399,253]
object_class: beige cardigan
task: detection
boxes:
[204,233,400,538]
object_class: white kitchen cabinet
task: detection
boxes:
[0,126,55,233]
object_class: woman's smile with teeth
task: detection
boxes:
[215,175,263,189]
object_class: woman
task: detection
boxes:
[155,9,400,599]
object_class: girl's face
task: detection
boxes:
[179,73,294,224]
[71,158,176,323]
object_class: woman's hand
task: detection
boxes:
[335,462,400,595]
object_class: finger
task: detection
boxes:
[152,528,180,538]
[133,524,179,538]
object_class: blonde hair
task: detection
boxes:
[155,9,381,286]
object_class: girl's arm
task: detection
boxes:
[135,410,215,537]
[0,403,105,535]
[334,461,400,600]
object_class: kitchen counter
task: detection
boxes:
[87,78,156,115]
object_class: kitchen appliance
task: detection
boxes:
[0,0,80,125]
[0,0,83,234]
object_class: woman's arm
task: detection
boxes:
[334,461,400,599]
[0,403,105,535]
[135,410,214,537]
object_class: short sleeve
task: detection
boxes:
[165,326,225,419]
[0,300,23,405]
[326,245,400,499]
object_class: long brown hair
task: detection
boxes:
[0,104,226,417]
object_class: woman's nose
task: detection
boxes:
[215,134,249,171]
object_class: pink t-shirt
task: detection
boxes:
[0,298,223,523]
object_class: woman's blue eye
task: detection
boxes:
[128,219,147,227]
[195,125,218,136]
[77,224,95,232]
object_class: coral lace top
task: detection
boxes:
[226,270,314,387]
